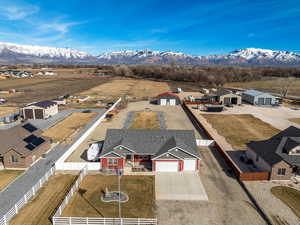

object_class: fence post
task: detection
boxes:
[69,217,72,225]
[24,194,27,203]
[3,215,7,225]
[32,186,35,196]
[15,204,18,214]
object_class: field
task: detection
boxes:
[42,112,97,142]
[79,78,170,102]
[202,114,280,150]
[289,118,300,125]
[271,186,300,218]
[9,174,76,225]
[226,78,300,96]
[0,106,18,117]
[129,112,160,130]
[0,74,111,105]
[0,170,23,191]
[62,175,155,218]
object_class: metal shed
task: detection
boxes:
[242,89,277,106]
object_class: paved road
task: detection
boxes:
[0,109,106,217]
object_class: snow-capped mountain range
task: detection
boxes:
[0,42,300,66]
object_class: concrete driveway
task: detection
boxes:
[155,172,208,201]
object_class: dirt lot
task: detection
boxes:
[129,112,160,129]
[62,175,154,218]
[66,101,205,162]
[0,106,18,117]
[204,104,300,130]
[0,74,111,105]
[289,118,300,125]
[271,186,300,219]
[0,170,23,191]
[79,78,170,102]
[245,181,300,225]
[9,174,76,225]
[225,78,300,96]
[42,112,97,142]
[202,114,279,150]
[157,147,266,225]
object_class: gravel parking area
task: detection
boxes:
[66,101,205,162]
[202,104,300,130]
[157,147,267,225]
[245,181,300,225]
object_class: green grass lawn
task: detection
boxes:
[271,186,300,218]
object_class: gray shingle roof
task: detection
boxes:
[215,89,232,96]
[247,126,300,166]
[100,129,200,159]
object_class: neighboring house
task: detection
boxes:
[37,71,57,76]
[206,89,242,105]
[77,96,90,103]
[52,97,66,105]
[157,92,181,106]
[0,123,51,169]
[99,129,201,172]
[246,126,300,180]
[22,100,58,120]
[242,89,277,105]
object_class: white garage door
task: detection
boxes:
[156,161,179,172]
[183,159,197,171]
[160,99,167,106]
[169,99,176,106]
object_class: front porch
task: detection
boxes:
[125,155,153,173]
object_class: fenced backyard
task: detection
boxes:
[52,167,157,225]
[0,167,55,225]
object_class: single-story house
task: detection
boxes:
[246,126,300,180]
[52,97,66,105]
[0,123,51,168]
[99,129,201,172]
[157,92,181,106]
[242,89,277,105]
[22,100,58,120]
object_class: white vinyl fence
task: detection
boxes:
[53,166,88,218]
[53,217,157,225]
[55,98,122,171]
[0,167,55,225]
[196,139,215,146]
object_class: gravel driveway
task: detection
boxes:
[202,104,300,130]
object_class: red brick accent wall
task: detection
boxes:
[101,158,124,170]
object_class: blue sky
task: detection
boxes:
[0,0,299,55]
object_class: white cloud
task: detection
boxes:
[0,4,39,20]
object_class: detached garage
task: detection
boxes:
[157,92,180,106]
[22,100,58,120]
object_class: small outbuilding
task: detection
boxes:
[22,100,58,120]
[215,89,242,105]
[242,89,277,106]
[157,92,180,106]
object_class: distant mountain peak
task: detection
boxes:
[0,42,299,66]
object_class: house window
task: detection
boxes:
[108,158,118,166]
[277,168,286,176]
[11,155,18,163]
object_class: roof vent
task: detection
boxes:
[166,153,169,156]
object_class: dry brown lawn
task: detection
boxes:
[62,175,155,218]
[129,111,160,130]
[271,186,300,218]
[42,112,97,142]
[0,75,111,105]
[0,106,18,117]
[79,78,170,102]
[9,174,76,225]
[225,78,300,96]
[202,114,280,150]
[289,118,300,125]
[0,170,23,191]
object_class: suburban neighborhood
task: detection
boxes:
[0,76,300,225]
